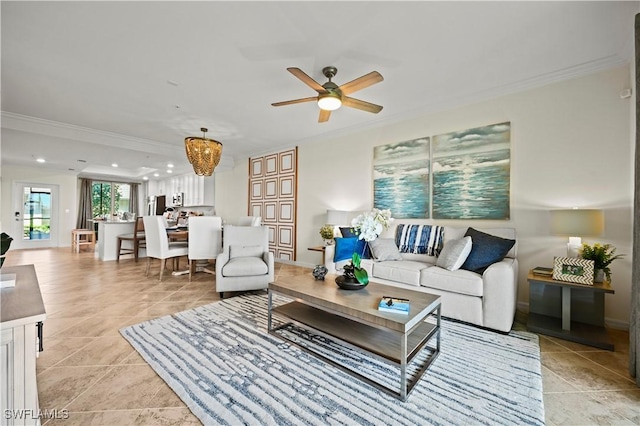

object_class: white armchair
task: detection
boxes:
[215,225,274,298]
[143,216,188,281]
[188,216,223,282]
[236,216,262,226]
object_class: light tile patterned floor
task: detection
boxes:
[3,248,639,425]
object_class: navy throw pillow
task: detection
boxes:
[460,228,515,274]
[333,237,370,262]
[339,227,358,238]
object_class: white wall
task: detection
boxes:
[214,160,248,224]
[0,165,78,248]
[216,65,633,328]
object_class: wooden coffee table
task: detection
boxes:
[267,274,441,401]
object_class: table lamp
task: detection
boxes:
[550,209,604,257]
[326,209,349,226]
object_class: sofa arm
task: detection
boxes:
[482,257,519,332]
[263,251,275,282]
[324,244,337,273]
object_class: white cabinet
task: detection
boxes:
[0,265,46,426]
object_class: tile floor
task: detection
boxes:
[3,247,639,425]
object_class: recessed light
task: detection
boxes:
[143,176,149,180]
[167,163,174,168]
[153,173,159,177]
[36,158,45,163]
[167,169,173,174]
[112,163,118,168]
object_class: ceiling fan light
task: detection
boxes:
[184,127,223,176]
[317,93,342,111]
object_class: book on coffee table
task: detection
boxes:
[378,296,410,314]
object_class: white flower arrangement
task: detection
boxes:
[351,208,393,242]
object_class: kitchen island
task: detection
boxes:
[96,220,146,261]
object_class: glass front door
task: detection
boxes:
[13,182,58,249]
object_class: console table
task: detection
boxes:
[1,265,46,425]
[527,270,614,350]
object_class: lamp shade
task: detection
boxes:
[326,209,349,226]
[550,209,604,237]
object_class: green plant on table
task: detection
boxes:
[579,243,624,281]
[319,224,334,240]
[342,252,369,285]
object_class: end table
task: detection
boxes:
[307,246,326,265]
[527,270,615,350]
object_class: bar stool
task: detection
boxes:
[71,229,95,253]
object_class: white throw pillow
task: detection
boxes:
[368,238,403,261]
[230,245,263,259]
[436,236,472,271]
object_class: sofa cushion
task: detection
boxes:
[460,228,516,274]
[421,266,484,297]
[339,227,358,238]
[222,257,268,277]
[395,224,444,256]
[368,238,403,261]
[333,237,370,262]
[372,261,425,286]
[436,236,472,271]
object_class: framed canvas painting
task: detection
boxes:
[432,122,511,220]
[373,138,430,219]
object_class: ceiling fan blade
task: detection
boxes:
[318,109,331,123]
[287,67,325,93]
[342,96,383,114]
[339,71,383,95]
[271,97,318,107]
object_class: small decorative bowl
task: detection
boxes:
[335,275,368,290]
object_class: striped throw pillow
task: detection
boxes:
[395,224,444,256]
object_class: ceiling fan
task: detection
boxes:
[272,66,384,123]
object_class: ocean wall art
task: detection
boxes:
[431,122,511,220]
[373,138,430,219]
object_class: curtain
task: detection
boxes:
[130,183,139,216]
[76,178,93,229]
[631,13,640,386]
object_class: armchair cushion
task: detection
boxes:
[230,245,264,259]
[222,257,269,277]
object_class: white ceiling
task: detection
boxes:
[1,1,637,180]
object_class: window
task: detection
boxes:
[92,181,131,219]
[23,187,51,240]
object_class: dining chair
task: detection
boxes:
[188,216,223,282]
[142,216,188,281]
[216,225,273,298]
[116,216,145,261]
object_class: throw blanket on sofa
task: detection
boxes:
[395,224,444,256]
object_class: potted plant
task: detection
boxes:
[337,208,393,288]
[319,224,335,245]
[579,243,624,283]
[0,233,13,268]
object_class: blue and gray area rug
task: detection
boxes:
[120,293,544,425]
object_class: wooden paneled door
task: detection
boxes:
[249,148,297,260]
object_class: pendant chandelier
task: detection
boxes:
[184,127,223,176]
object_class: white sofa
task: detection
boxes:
[324,225,518,333]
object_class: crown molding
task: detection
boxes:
[1,112,181,157]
